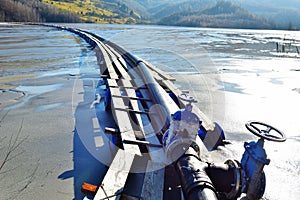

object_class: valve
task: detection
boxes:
[163,93,201,162]
[241,121,286,200]
[168,119,286,200]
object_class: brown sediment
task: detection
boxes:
[0,84,16,90]
[0,74,35,85]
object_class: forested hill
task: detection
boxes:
[0,0,81,22]
[0,0,296,30]
[0,0,142,24]
[158,1,275,29]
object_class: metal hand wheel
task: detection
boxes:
[245,121,286,142]
[178,93,197,104]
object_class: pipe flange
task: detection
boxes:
[224,159,242,199]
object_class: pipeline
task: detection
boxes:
[205,160,242,199]
[76,29,177,131]
[36,24,284,200]
[175,146,242,200]
[175,147,218,200]
[93,34,178,129]
[128,53,176,127]
[103,37,178,131]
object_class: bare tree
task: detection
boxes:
[0,113,39,199]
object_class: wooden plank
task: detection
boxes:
[119,76,166,163]
[124,67,145,89]
[120,79,135,88]
[152,72,163,83]
[101,74,109,78]
[94,72,144,198]
[109,86,141,155]
[134,97,167,164]
[114,107,149,115]
[105,127,119,134]
[109,74,165,198]
[107,78,118,87]
[113,59,131,80]
[95,47,107,75]
[106,48,131,80]
[98,42,131,80]
[117,79,149,140]
[123,139,162,148]
[95,41,119,80]
[109,85,147,90]
[93,150,135,200]
[118,57,129,71]
[111,95,152,102]
[141,161,165,200]
[107,78,147,90]
[143,60,176,81]
[105,44,129,70]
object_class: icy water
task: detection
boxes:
[1,23,300,199]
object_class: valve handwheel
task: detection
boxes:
[178,93,197,104]
[245,121,286,142]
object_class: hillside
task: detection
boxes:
[42,0,275,29]
[0,0,142,24]
[157,1,274,29]
[41,0,142,24]
[229,0,300,29]
[1,0,297,29]
[0,0,81,22]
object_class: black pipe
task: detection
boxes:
[175,147,218,200]
[205,163,235,194]
[132,55,175,126]
[205,161,242,200]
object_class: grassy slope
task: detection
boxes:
[42,0,137,24]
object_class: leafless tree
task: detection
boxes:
[0,113,39,199]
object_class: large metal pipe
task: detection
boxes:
[205,160,242,199]
[175,147,218,200]
[85,31,177,110]
[129,53,177,123]
[82,32,178,128]
[175,147,242,200]
[82,31,177,131]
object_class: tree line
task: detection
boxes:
[0,0,81,23]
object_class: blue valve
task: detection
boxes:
[240,121,286,199]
